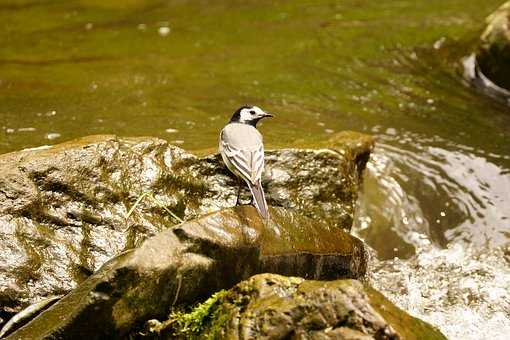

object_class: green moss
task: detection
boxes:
[202,310,230,340]
[167,289,229,339]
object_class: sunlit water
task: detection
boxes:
[1,1,509,338]
[353,137,510,339]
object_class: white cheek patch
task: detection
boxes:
[239,109,253,123]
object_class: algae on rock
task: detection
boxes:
[6,206,367,339]
[149,273,447,340]
[145,290,230,339]
[0,132,373,323]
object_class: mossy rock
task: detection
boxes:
[476,1,510,90]
[0,132,373,324]
[154,273,446,340]
[6,206,367,339]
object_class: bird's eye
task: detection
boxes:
[250,110,256,115]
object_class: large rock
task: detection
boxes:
[0,132,373,322]
[6,206,367,339]
[152,273,446,340]
[475,1,510,91]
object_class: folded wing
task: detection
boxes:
[220,126,269,219]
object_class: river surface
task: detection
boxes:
[1,1,509,339]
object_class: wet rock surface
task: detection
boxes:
[6,206,367,339]
[151,273,446,340]
[0,296,60,338]
[473,1,510,93]
[0,133,373,324]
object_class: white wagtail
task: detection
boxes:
[219,105,273,219]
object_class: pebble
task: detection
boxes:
[46,133,61,140]
[158,27,171,36]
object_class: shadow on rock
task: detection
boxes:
[0,132,373,322]
[6,206,367,339]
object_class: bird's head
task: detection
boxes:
[229,105,273,126]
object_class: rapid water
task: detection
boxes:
[353,138,510,339]
[1,1,509,338]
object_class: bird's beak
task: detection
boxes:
[264,111,274,118]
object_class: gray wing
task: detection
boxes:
[220,127,264,185]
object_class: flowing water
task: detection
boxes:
[1,1,509,338]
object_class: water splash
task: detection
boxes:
[369,244,510,340]
[353,133,510,339]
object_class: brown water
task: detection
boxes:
[1,1,509,338]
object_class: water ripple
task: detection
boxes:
[354,132,510,258]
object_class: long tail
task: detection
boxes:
[248,180,269,219]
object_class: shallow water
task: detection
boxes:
[353,138,510,339]
[1,0,510,338]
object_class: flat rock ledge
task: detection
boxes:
[0,132,373,322]
[7,206,367,339]
[145,273,447,340]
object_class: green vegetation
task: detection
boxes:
[165,290,229,339]
[125,191,183,223]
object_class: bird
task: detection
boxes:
[219,105,273,219]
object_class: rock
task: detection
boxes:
[6,206,368,339]
[152,273,447,340]
[475,1,510,91]
[0,132,373,320]
[0,296,61,338]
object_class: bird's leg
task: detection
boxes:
[235,178,243,205]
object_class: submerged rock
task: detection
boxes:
[152,273,446,340]
[0,133,373,322]
[473,2,510,93]
[6,206,366,339]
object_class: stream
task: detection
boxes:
[1,1,509,338]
